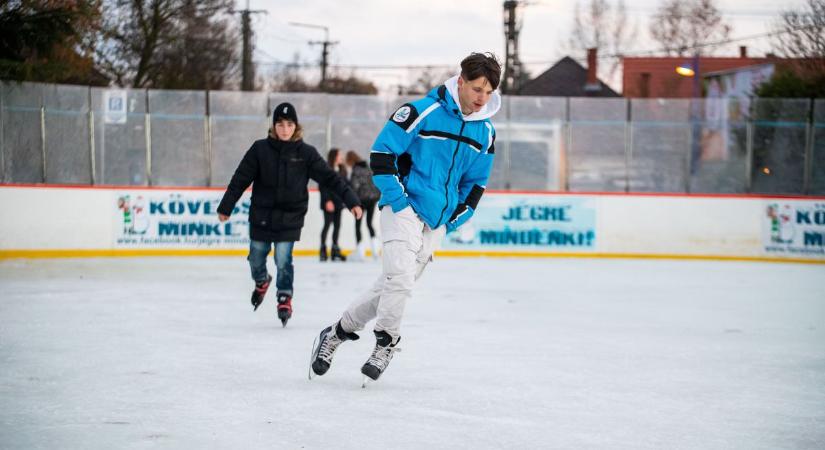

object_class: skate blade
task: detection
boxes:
[280,318,288,327]
[361,375,371,389]
[308,336,319,380]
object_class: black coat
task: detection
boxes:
[349,160,380,203]
[218,137,360,242]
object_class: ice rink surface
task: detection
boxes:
[1,256,824,449]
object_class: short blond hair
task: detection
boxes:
[269,121,303,141]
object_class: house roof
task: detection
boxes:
[517,56,620,97]
[622,56,776,98]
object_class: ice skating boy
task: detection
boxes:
[310,53,502,381]
[218,103,362,326]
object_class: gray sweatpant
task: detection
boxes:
[340,206,445,339]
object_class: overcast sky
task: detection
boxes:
[240,0,807,92]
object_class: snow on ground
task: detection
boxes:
[1,256,824,449]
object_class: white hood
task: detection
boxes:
[444,75,501,121]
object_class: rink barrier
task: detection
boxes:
[2,249,823,265]
[1,184,824,264]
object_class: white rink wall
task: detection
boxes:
[0,185,823,262]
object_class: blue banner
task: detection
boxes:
[442,194,597,252]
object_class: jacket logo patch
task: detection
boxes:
[392,106,411,123]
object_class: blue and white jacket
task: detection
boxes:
[370,75,500,232]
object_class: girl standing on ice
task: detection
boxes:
[318,148,348,262]
[217,103,362,326]
[345,150,381,261]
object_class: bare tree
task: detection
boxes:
[97,0,238,89]
[568,0,637,83]
[265,53,317,92]
[403,66,455,95]
[153,0,238,90]
[649,0,731,56]
[772,0,825,75]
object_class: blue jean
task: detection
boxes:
[248,240,294,296]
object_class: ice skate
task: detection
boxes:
[250,274,272,311]
[330,244,347,262]
[350,242,366,262]
[309,321,359,379]
[276,293,292,327]
[370,237,380,260]
[360,330,401,382]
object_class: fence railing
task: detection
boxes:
[1,81,823,195]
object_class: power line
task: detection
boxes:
[289,22,339,91]
[254,24,817,73]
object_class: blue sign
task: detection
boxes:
[442,194,597,252]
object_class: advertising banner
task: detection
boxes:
[442,194,597,252]
[113,190,250,248]
[763,200,825,257]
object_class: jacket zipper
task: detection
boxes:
[437,121,465,226]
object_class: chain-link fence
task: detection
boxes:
[1,81,823,194]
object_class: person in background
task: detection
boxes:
[218,103,362,326]
[345,150,381,261]
[319,148,348,262]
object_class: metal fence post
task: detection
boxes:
[624,98,631,193]
[0,83,5,183]
[145,115,152,186]
[205,90,213,187]
[504,94,512,190]
[684,99,694,193]
[87,87,96,185]
[564,96,571,192]
[745,99,755,193]
[325,94,332,153]
[145,90,152,186]
[803,98,814,195]
[40,105,47,183]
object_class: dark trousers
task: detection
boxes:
[321,208,342,246]
[354,199,377,243]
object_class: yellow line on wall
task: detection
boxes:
[0,249,822,265]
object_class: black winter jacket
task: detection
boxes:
[349,161,380,203]
[218,137,360,242]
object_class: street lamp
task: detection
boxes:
[677,53,702,182]
[675,64,695,77]
[675,54,701,98]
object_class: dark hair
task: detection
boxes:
[460,52,502,90]
[327,148,340,167]
[345,150,362,166]
[327,148,347,177]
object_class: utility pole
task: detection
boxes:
[502,1,525,95]
[290,22,338,91]
[237,1,265,91]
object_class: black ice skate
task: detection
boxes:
[250,275,272,311]
[277,293,292,327]
[309,321,360,379]
[330,245,346,261]
[361,330,401,386]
